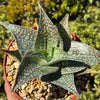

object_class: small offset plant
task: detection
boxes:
[0,3,100,96]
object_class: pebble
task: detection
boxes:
[10,80,15,87]
[40,97,45,100]
[31,85,34,90]
[13,62,20,69]
[46,94,53,100]
[35,93,43,99]
[9,46,14,50]
[6,66,12,73]
[7,75,13,81]
[27,88,33,94]
[21,84,26,90]
[30,93,34,98]
[6,57,13,65]
[43,86,47,90]
[20,90,28,97]
[38,86,43,93]
[12,42,18,49]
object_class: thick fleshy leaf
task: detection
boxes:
[46,47,68,64]
[0,22,38,57]
[51,74,79,96]
[12,51,58,92]
[76,68,99,76]
[35,3,63,58]
[0,48,21,62]
[49,60,89,74]
[66,41,100,66]
[57,23,71,52]
[59,14,71,39]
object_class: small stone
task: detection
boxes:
[43,86,47,90]
[18,91,21,95]
[27,99,32,100]
[35,84,40,90]
[9,46,14,50]
[7,75,13,81]
[47,88,51,93]
[20,90,28,97]
[66,96,71,100]
[40,97,45,100]
[6,57,13,65]
[41,82,48,86]
[6,66,12,73]
[12,42,18,50]
[10,80,15,87]
[26,87,30,92]
[13,62,20,69]
[38,86,43,93]
[23,97,27,100]
[46,94,53,100]
[30,93,34,98]
[25,83,28,87]
[14,70,18,77]
[31,85,34,90]
[42,91,47,96]
[68,91,72,95]
[47,84,52,88]
[8,55,16,61]
[27,88,33,94]
[21,84,26,90]
[35,93,43,99]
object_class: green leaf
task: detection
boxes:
[51,74,79,96]
[0,22,38,57]
[57,23,71,52]
[76,68,99,76]
[56,14,71,52]
[66,41,100,66]
[59,14,71,39]
[0,48,21,62]
[47,47,68,64]
[12,51,58,92]
[35,3,63,58]
[49,60,89,74]
[41,68,79,96]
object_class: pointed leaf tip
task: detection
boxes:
[0,49,21,62]
[51,74,79,96]
[59,14,71,39]
[76,68,99,76]
[35,3,64,57]
[0,22,38,57]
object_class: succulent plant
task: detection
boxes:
[0,3,100,96]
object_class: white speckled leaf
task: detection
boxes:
[12,51,58,92]
[66,41,100,66]
[57,24,71,52]
[35,4,63,58]
[0,49,21,62]
[49,60,89,74]
[47,47,68,64]
[59,14,71,39]
[51,74,79,96]
[0,22,38,57]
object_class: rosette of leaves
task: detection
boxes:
[0,3,100,96]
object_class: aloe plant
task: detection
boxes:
[0,3,100,96]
